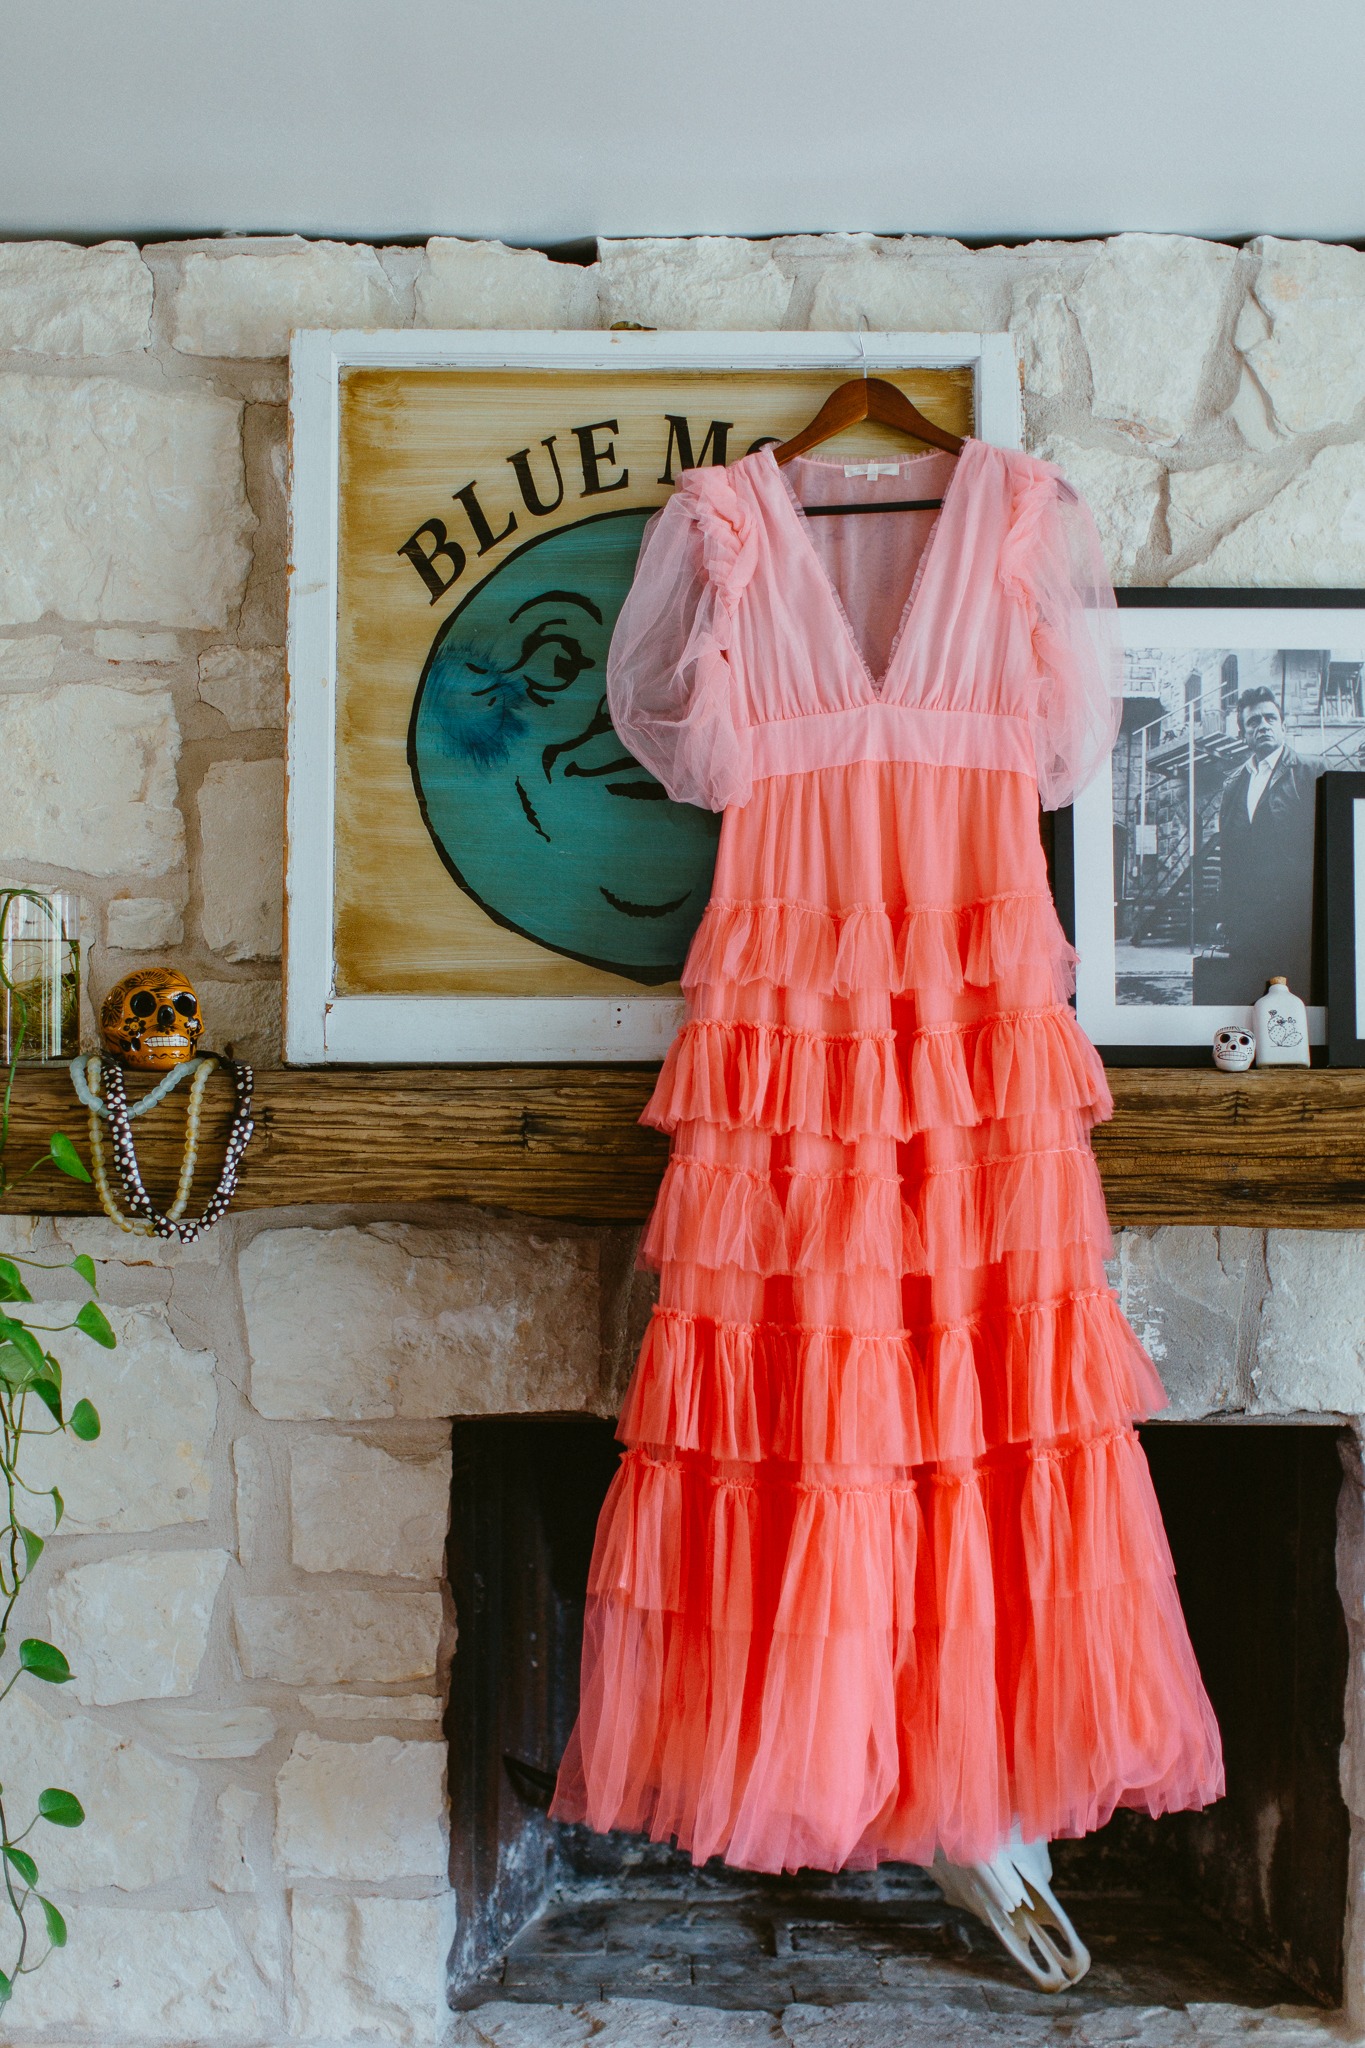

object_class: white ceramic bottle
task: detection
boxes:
[1252,976,1310,1067]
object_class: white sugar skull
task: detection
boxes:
[1212,1025,1255,1073]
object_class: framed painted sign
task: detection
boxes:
[285,329,1021,1064]
[1056,592,1365,1061]
[1322,771,1365,1066]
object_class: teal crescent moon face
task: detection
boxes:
[408,510,719,984]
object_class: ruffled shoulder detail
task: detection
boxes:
[671,465,759,616]
[996,448,1067,609]
[993,447,1122,813]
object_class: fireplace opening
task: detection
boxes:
[445,1417,1349,2016]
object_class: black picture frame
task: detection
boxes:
[1054,588,1365,1065]
[1322,771,1365,1066]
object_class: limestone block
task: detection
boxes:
[0,683,182,875]
[598,238,793,330]
[1010,277,1085,404]
[194,973,281,1065]
[290,1433,451,1576]
[233,1432,270,1566]
[1244,236,1365,434]
[454,2007,593,2039]
[1254,1231,1365,1414]
[1229,360,1283,453]
[302,1691,443,1722]
[0,632,59,681]
[1111,1228,1250,1417]
[805,247,1014,334]
[274,1731,447,1879]
[417,239,597,329]
[1037,437,1162,581]
[197,757,284,960]
[49,1546,230,1704]
[0,1686,197,1890]
[1069,235,1236,444]
[197,644,285,728]
[234,1588,442,1685]
[169,238,406,357]
[20,1303,216,1532]
[105,895,185,950]
[548,2003,781,2047]
[209,1783,259,1891]
[242,1220,600,1420]
[0,375,254,627]
[137,1702,277,1756]
[12,1904,268,2037]
[451,2007,598,2048]
[0,240,152,355]
[94,627,185,663]
[53,1211,219,1267]
[1166,458,1276,560]
[1173,443,1365,588]
[290,1892,455,2043]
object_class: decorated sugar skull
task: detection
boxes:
[1212,1025,1255,1073]
[100,968,202,1072]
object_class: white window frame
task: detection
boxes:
[285,328,1022,1065]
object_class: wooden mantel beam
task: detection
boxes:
[3,1065,1365,1229]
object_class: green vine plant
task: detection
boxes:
[0,887,106,2007]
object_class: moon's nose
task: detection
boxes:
[158,1005,175,1029]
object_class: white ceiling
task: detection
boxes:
[0,0,1360,247]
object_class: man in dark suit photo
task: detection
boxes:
[1196,685,1318,1003]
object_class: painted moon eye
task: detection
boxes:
[129,990,157,1017]
[174,993,198,1017]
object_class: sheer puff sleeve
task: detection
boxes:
[606,469,757,813]
[1000,453,1123,812]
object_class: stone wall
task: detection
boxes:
[0,230,1364,2044]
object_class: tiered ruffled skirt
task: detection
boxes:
[552,758,1224,1873]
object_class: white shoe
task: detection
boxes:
[930,1834,1091,1992]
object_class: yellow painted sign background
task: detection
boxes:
[333,363,974,997]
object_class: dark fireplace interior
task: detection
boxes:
[445,1416,1349,2016]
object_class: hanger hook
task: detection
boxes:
[856,313,869,380]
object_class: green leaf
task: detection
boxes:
[74,1301,115,1350]
[70,1253,97,1291]
[17,1527,42,1574]
[0,1963,12,2006]
[48,1134,91,1184]
[0,1320,46,1374]
[0,1344,37,1392]
[3,1845,37,1887]
[37,1788,84,1828]
[29,1379,61,1426]
[68,1399,100,1442]
[19,1641,72,1686]
[38,1895,66,1947]
[0,1260,32,1306]
[49,1488,63,1531]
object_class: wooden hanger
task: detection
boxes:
[773,374,965,516]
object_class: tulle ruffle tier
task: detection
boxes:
[553,757,1223,1871]
[555,1428,1222,1872]
[645,1005,1112,1144]
[621,1292,1165,1469]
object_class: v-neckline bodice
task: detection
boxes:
[763,441,972,702]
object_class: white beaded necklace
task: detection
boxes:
[76,1054,254,1242]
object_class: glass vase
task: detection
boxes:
[0,890,80,1064]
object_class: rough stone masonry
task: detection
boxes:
[0,231,1364,2045]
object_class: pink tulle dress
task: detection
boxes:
[551,439,1224,1873]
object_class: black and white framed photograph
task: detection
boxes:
[1322,772,1365,1066]
[1061,594,1365,1060]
